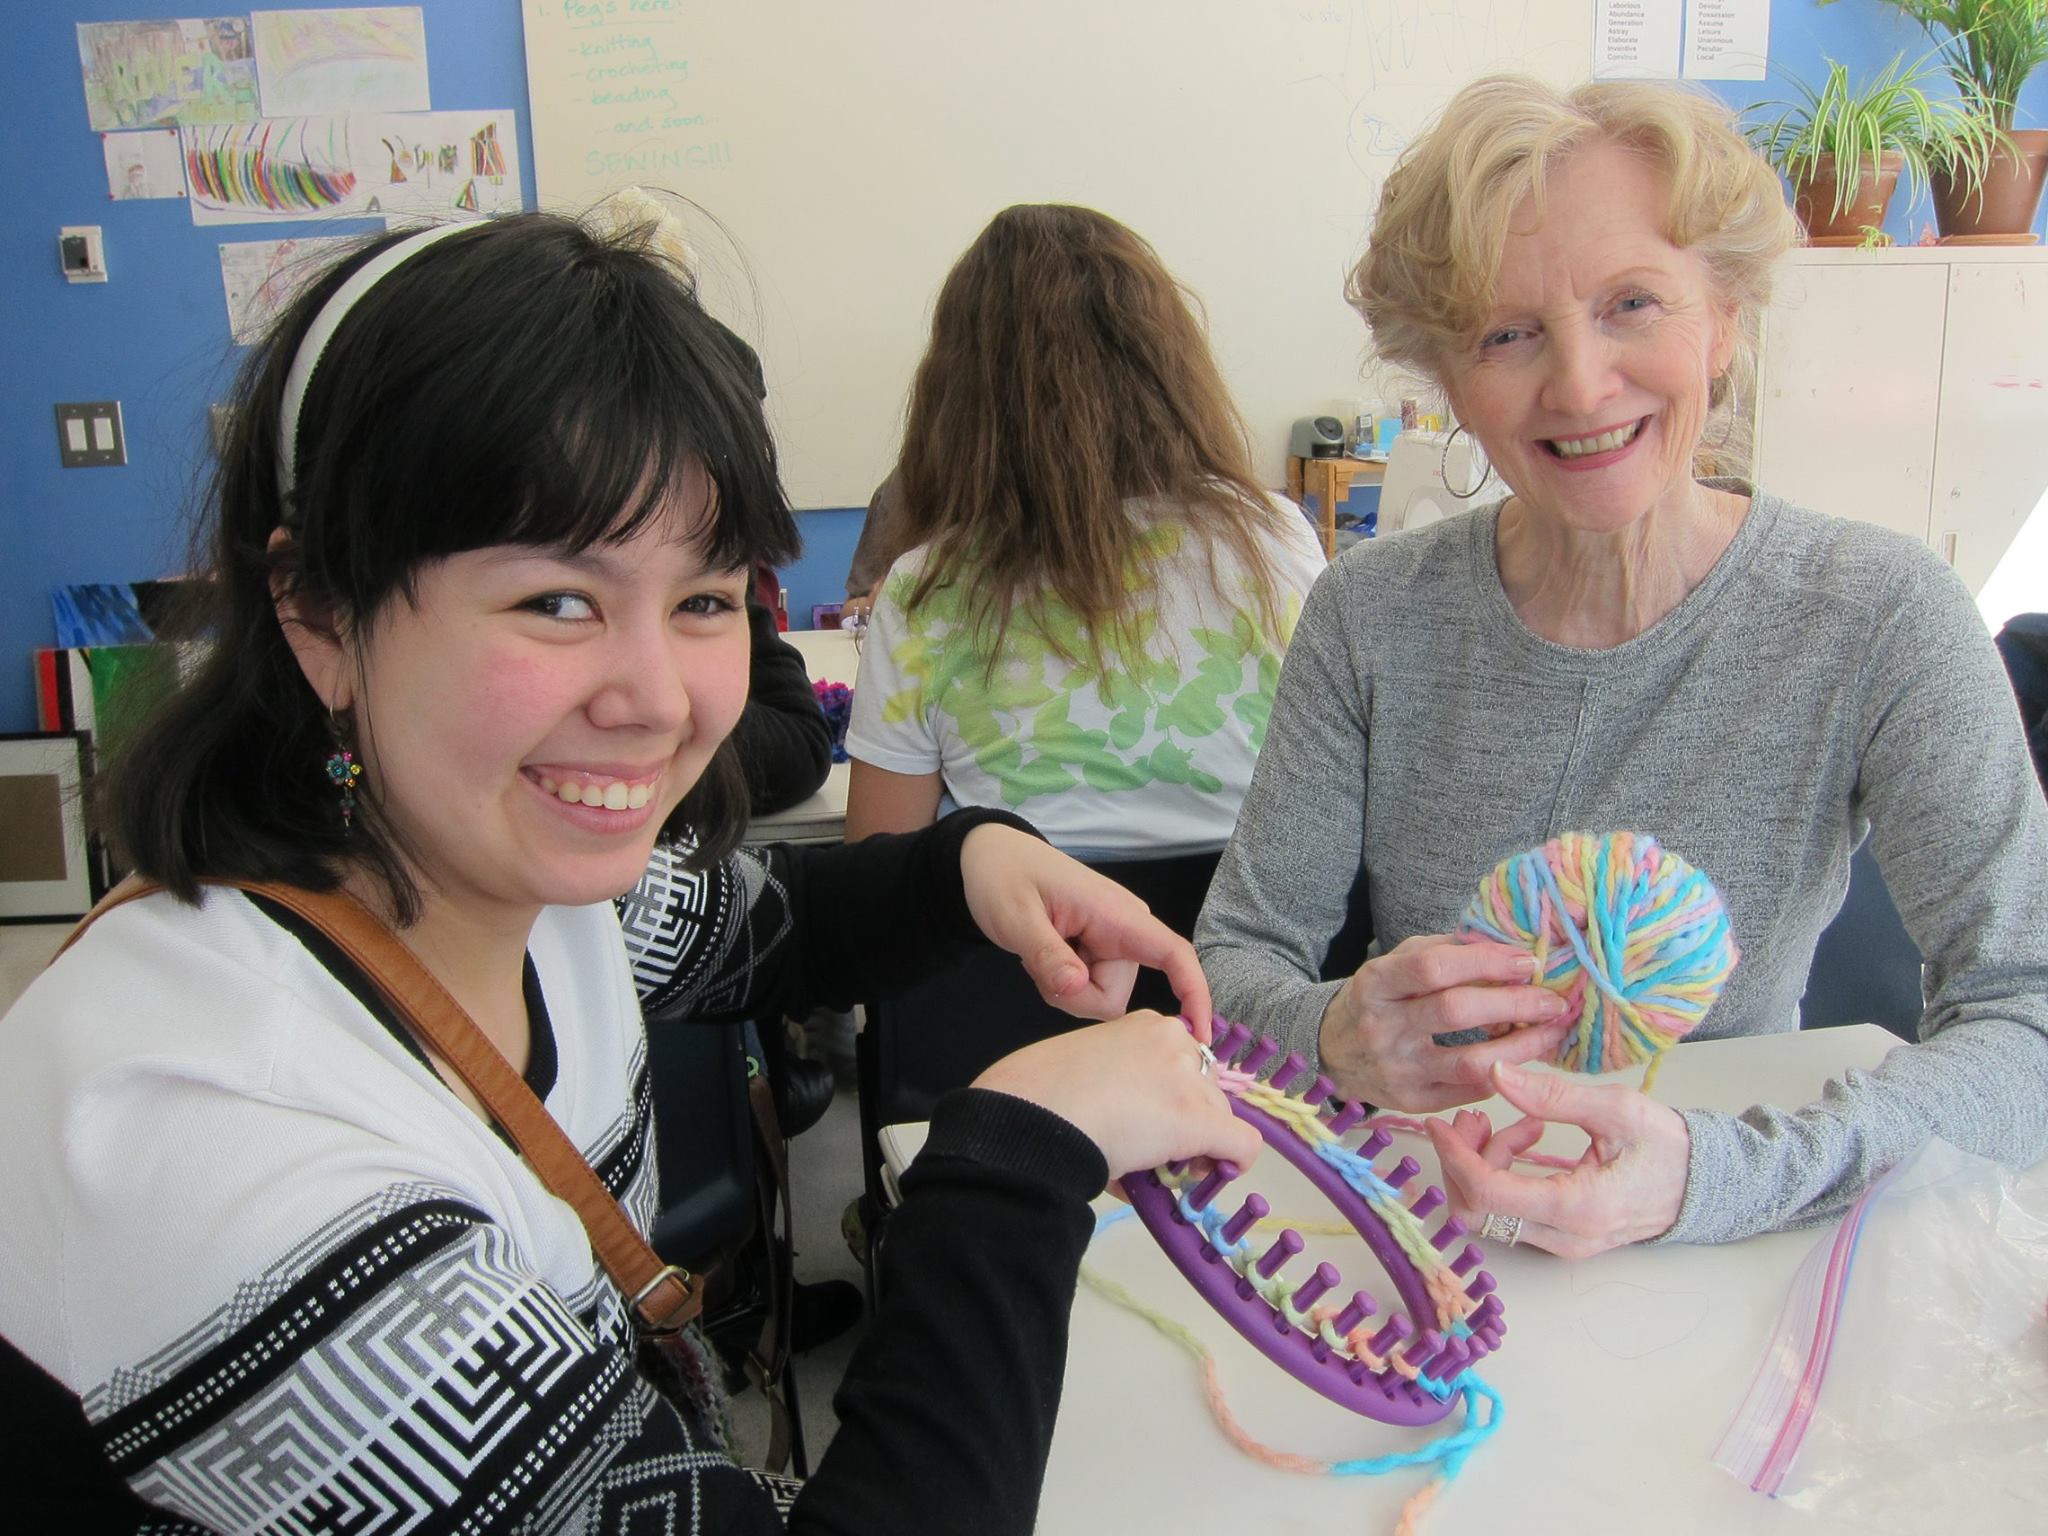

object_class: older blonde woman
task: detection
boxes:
[1197,76,2048,1256]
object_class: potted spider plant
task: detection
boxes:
[1745,53,1999,243]
[1830,0,2048,237]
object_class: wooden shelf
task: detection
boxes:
[1285,454,1386,556]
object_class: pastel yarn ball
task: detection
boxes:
[1456,831,1739,1075]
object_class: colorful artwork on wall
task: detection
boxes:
[253,6,431,117]
[183,110,522,226]
[77,17,260,132]
[218,235,355,345]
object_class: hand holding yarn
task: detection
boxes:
[1456,831,1739,1090]
[1318,934,1576,1113]
[1426,1061,1691,1260]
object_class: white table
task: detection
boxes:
[780,626,860,687]
[743,627,860,845]
[881,1025,1993,1535]
[745,761,849,845]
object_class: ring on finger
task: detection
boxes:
[1478,1211,1523,1246]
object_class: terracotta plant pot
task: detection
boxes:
[1932,128,2048,239]
[1793,151,1904,242]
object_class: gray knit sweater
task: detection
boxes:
[1196,488,2048,1243]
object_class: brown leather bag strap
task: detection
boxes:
[63,875,700,1334]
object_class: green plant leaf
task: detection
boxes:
[1743,46,2006,217]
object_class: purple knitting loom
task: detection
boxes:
[1121,1019,1507,1427]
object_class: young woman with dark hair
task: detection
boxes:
[843,203,1325,859]
[0,205,1258,1532]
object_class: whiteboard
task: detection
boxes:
[522,1,1592,508]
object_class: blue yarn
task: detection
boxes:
[1330,1376,1502,1481]
[1093,1205,1138,1238]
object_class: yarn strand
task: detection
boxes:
[1081,1238,1503,1532]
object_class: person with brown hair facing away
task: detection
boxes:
[844,203,1325,859]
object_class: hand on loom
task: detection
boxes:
[974,1011,1262,1182]
[958,823,1212,1033]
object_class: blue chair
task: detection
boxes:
[1800,841,1922,1039]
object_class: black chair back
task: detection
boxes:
[642,1014,759,1266]
[1319,862,1375,981]
[1996,613,2048,791]
[640,1011,808,1473]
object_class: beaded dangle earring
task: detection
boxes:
[324,712,364,832]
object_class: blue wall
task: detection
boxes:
[8,1,2046,731]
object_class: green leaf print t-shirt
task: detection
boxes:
[844,498,1327,858]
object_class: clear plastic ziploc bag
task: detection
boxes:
[1710,1138,2048,1528]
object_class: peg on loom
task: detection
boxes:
[1254,1229,1305,1278]
[1211,1018,1251,1060]
[1366,1315,1413,1357]
[1189,1161,1240,1211]
[1286,1261,1342,1330]
[1326,1100,1370,1137]
[1426,1338,1472,1377]
[1218,1193,1269,1246]
[1238,1036,1282,1079]
[1403,1329,1445,1369]
[1122,1017,1514,1428]
[1334,1292,1377,1335]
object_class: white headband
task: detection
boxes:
[275,220,473,508]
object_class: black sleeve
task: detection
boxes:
[733,595,835,817]
[622,808,1043,1022]
[791,1089,1108,1534]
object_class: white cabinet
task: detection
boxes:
[1756,247,2048,608]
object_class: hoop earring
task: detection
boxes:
[1439,422,1492,501]
[1701,403,1735,452]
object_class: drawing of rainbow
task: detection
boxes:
[185,121,356,214]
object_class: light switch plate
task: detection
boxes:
[55,401,125,467]
[60,226,107,283]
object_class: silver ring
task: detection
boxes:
[1195,1041,1218,1078]
[1478,1212,1523,1246]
